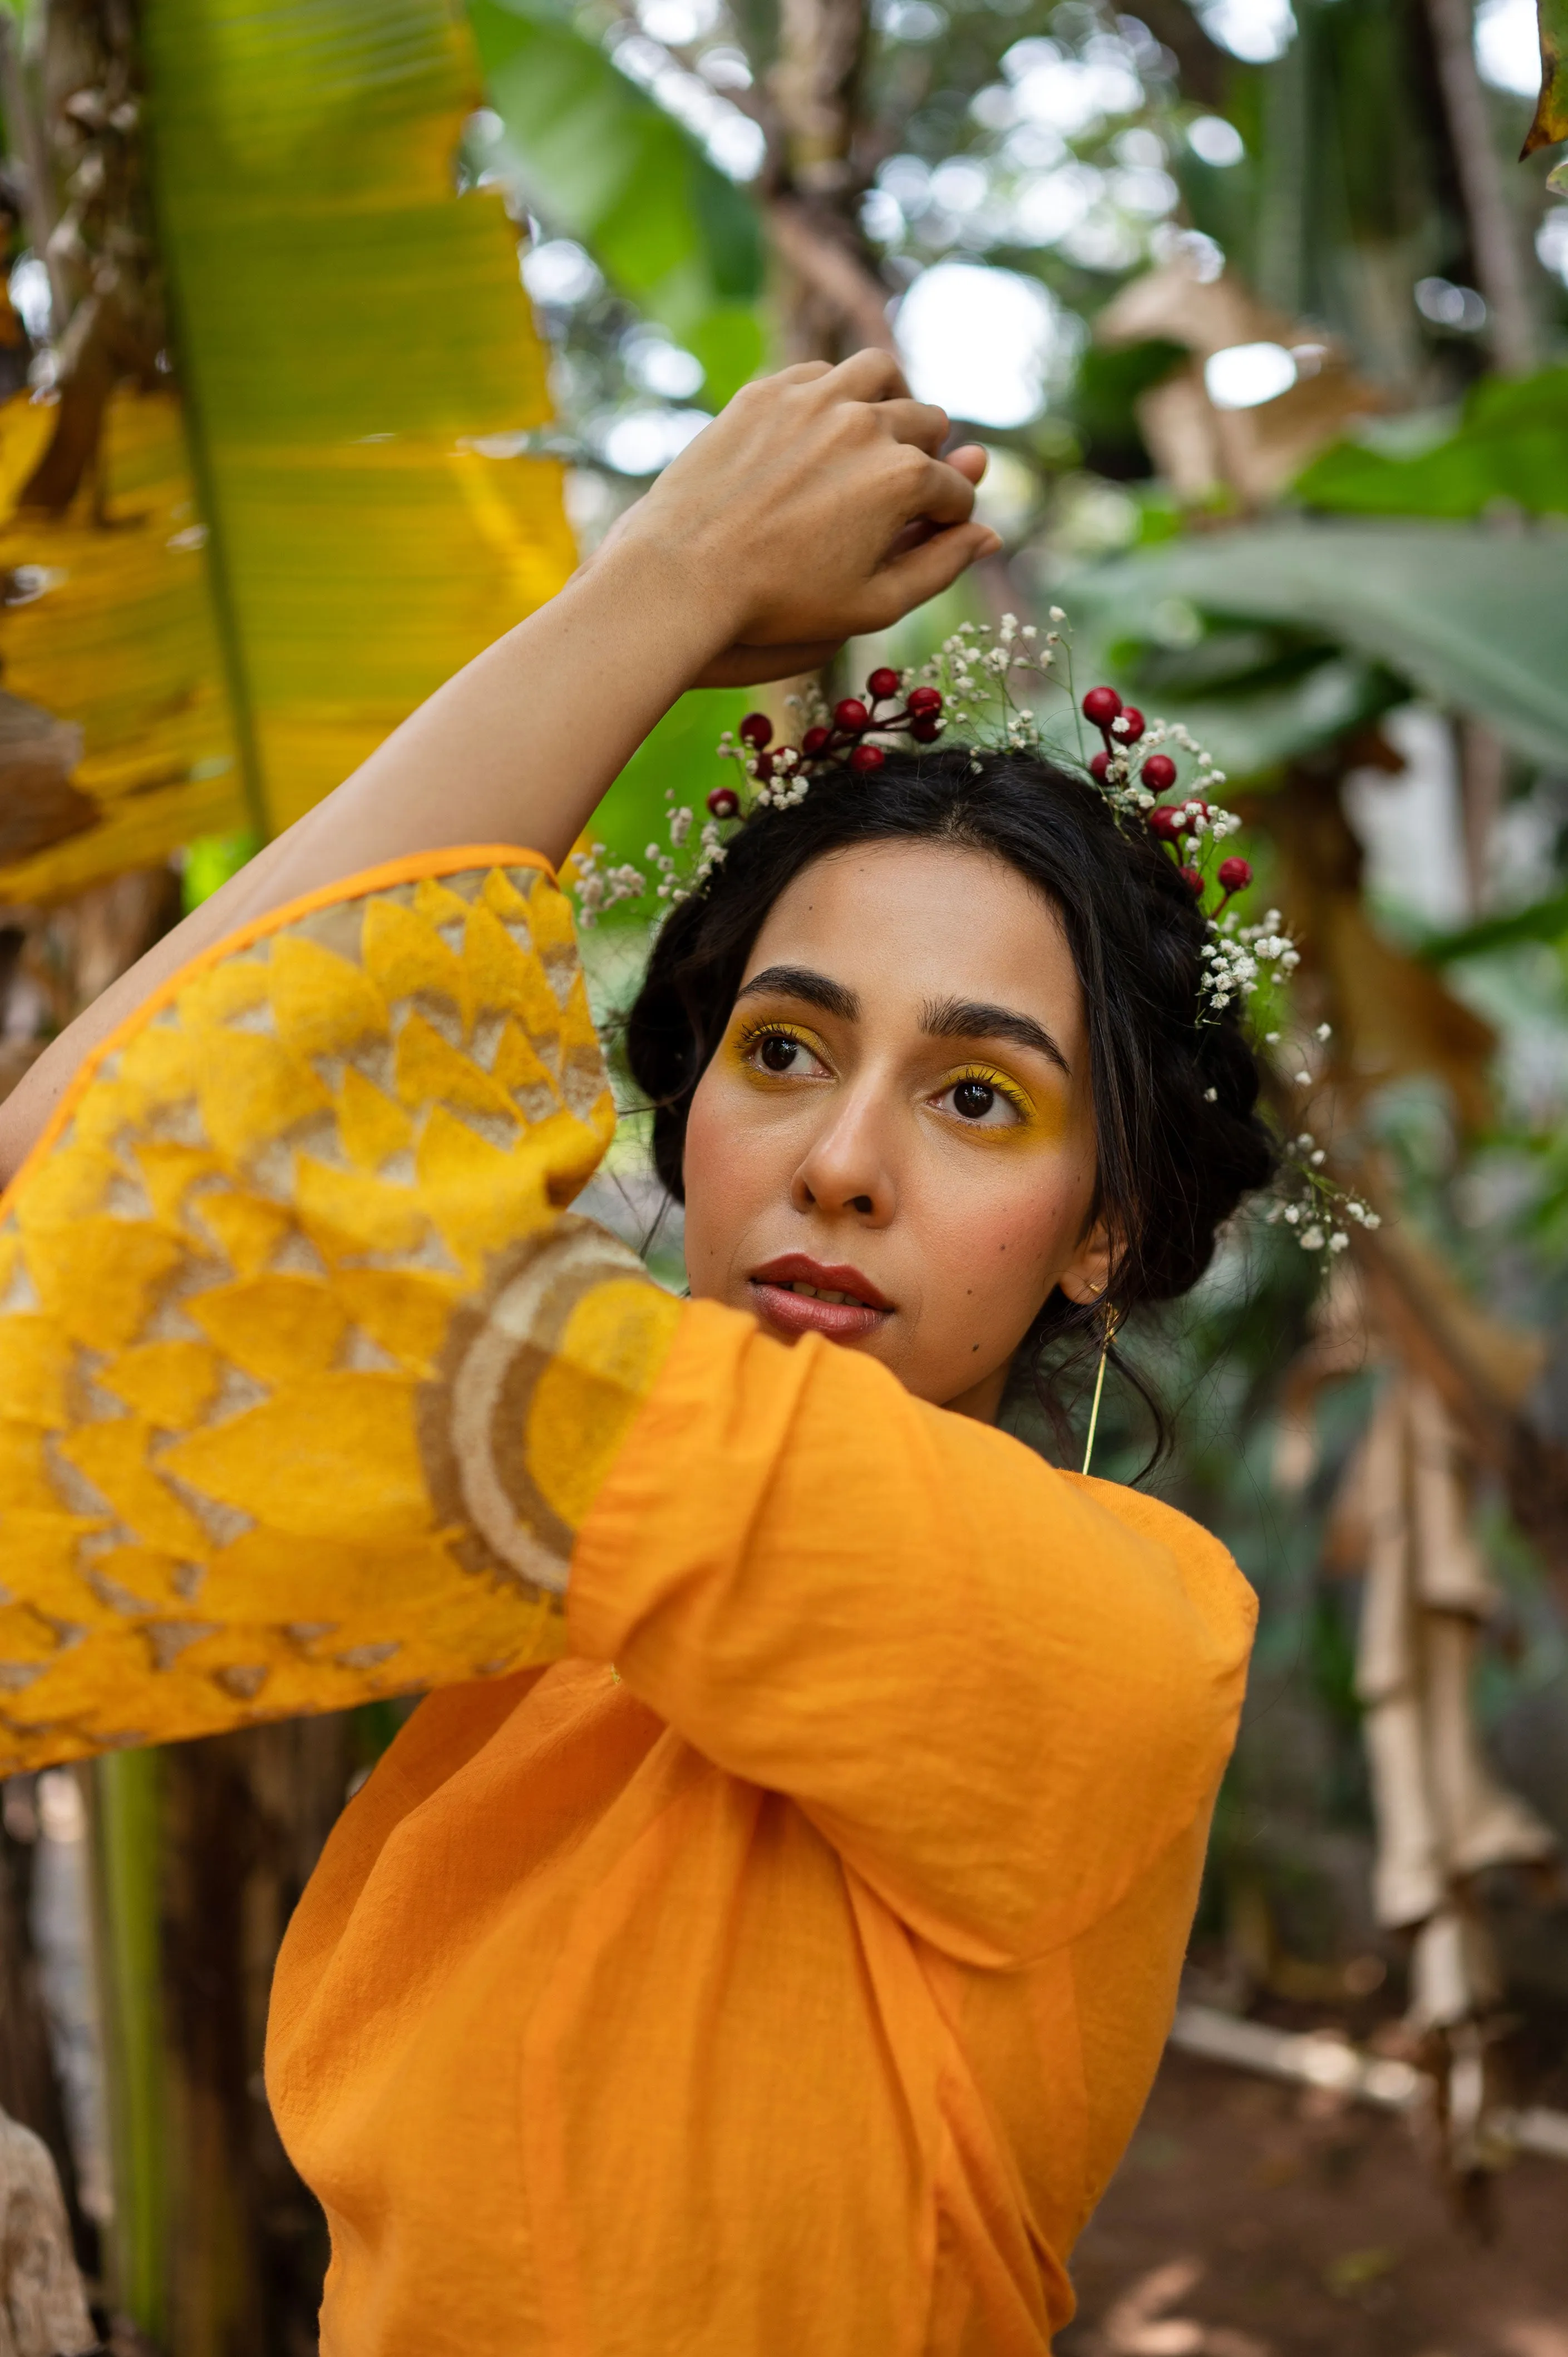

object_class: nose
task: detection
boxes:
[790,1083,896,1225]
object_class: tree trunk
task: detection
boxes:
[768,0,884,363]
[1423,0,1539,374]
[0,1801,94,2279]
[0,2107,96,2357]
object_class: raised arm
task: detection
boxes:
[0,353,994,1191]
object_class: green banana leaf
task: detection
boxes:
[469,0,766,403]
[1064,521,1568,779]
[588,687,749,907]
[0,0,574,901]
[1295,369,1568,519]
[1421,888,1568,964]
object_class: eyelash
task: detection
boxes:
[737,1024,1029,1121]
[942,1064,1031,1123]
[735,1018,822,1068]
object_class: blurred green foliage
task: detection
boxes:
[1298,367,1568,517]
[471,0,766,399]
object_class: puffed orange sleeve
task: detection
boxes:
[0,849,680,1771]
[569,1302,1256,1969]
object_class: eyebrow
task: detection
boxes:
[736,967,1069,1076]
[736,965,860,1022]
[920,994,1071,1076]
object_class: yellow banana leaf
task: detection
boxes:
[0,387,241,887]
[0,0,575,904]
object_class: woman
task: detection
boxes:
[0,353,1263,2353]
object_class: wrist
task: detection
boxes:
[583,519,743,675]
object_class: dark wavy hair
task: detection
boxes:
[622,741,1276,1462]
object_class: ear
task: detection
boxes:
[1056,1217,1115,1309]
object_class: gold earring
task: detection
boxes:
[1081,1291,1118,1479]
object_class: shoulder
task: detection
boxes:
[1062,1470,1258,1646]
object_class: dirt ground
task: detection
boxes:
[1057,2050,1568,2357]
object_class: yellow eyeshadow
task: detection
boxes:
[727,1017,824,1078]
[943,1062,1070,1145]
[948,1062,1033,1118]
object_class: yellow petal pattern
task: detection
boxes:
[0,855,681,1770]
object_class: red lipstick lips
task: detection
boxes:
[747,1254,892,1342]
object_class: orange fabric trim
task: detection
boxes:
[0,843,552,1215]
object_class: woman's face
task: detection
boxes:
[681,839,1110,1419]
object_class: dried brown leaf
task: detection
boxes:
[1522,0,1568,157]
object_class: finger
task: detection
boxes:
[828,347,910,404]
[695,640,844,689]
[946,443,988,485]
[882,517,940,563]
[864,521,1001,627]
[766,360,835,388]
[904,453,980,529]
[876,397,951,456]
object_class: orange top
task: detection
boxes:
[267,1298,1255,2356]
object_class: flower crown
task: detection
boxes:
[570,608,1376,1255]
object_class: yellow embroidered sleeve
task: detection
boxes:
[0,850,681,1771]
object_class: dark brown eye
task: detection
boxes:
[759,1035,798,1073]
[953,1078,995,1120]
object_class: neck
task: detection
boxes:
[941,1359,1010,1426]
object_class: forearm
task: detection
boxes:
[0,349,994,1192]
[570,1308,1256,1965]
[0,537,721,1190]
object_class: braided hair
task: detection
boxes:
[622,742,1276,1461]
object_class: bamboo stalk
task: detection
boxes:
[1168,2004,1568,2163]
[88,1750,168,2345]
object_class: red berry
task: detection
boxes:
[1089,750,1112,783]
[739,712,772,749]
[802,725,830,756]
[1179,864,1204,897]
[910,715,941,743]
[834,697,870,732]
[1082,685,1122,729]
[1147,805,1183,841]
[707,787,740,820]
[867,667,900,701]
[1116,706,1145,743]
[752,751,774,781]
[849,742,885,772]
[906,685,943,717]
[1141,752,1177,792]
[1217,856,1253,894]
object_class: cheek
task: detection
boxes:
[681,1068,774,1276]
[915,1142,1094,1335]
